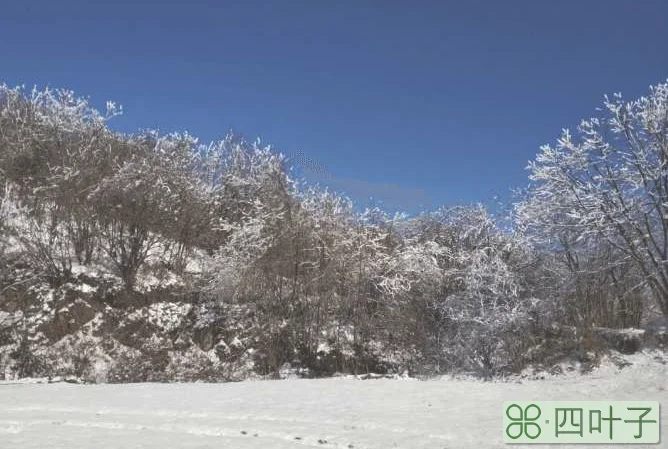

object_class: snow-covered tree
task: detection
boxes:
[0,84,119,199]
[518,80,668,316]
[0,85,121,277]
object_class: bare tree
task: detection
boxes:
[518,80,668,315]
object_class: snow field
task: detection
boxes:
[0,354,666,449]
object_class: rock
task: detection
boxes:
[593,327,644,354]
[38,300,96,342]
[193,327,215,351]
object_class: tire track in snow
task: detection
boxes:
[0,420,24,434]
[0,418,366,449]
[4,405,454,443]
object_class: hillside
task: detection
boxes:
[2,81,668,382]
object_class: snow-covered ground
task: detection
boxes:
[0,353,666,449]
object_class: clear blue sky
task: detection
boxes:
[1,1,667,212]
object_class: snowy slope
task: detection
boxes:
[0,354,666,449]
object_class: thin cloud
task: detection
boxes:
[288,151,431,211]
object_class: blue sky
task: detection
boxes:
[1,1,667,213]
